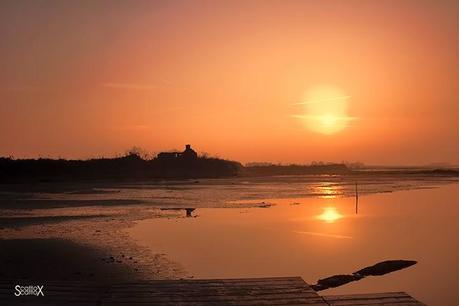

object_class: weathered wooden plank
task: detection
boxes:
[0,302,93,306]
[3,283,312,290]
[101,298,324,305]
[100,300,326,306]
[0,283,312,293]
[100,292,323,300]
[0,283,309,290]
[326,302,422,306]
[0,278,310,289]
[325,292,413,299]
[0,278,425,306]
[0,277,324,304]
[105,291,320,297]
[108,278,309,287]
[324,292,425,306]
[0,278,301,285]
[122,283,312,291]
[4,291,321,300]
[107,287,316,294]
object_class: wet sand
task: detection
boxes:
[0,238,137,283]
[0,204,187,286]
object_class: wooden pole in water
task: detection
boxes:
[355,181,359,214]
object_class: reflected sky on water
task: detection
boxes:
[129,183,459,306]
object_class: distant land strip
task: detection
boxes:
[0,152,457,183]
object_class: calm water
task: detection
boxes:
[128,182,459,306]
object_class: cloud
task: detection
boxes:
[101,83,160,90]
[2,86,45,92]
[109,124,151,131]
[292,96,352,105]
[290,114,357,121]
[293,231,352,239]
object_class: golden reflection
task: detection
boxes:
[294,231,352,239]
[313,183,341,199]
[317,207,343,223]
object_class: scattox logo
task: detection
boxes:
[14,285,44,297]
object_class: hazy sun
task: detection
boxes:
[294,85,353,134]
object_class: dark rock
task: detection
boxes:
[313,274,363,291]
[354,260,417,276]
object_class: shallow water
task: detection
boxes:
[20,174,458,208]
[128,182,459,306]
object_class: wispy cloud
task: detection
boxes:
[293,231,352,239]
[101,83,160,90]
[290,114,357,121]
[2,85,45,92]
[109,124,151,131]
[292,95,352,105]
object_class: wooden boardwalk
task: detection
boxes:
[0,277,425,305]
[324,292,425,306]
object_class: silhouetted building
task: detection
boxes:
[157,144,198,160]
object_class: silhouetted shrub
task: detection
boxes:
[0,155,242,182]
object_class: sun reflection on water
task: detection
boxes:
[317,207,343,223]
[313,183,342,199]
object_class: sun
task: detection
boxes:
[294,85,354,135]
[319,114,338,127]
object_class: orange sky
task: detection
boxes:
[1,1,458,165]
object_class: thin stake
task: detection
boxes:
[355,181,359,214]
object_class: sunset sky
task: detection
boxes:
[1,0,458,165]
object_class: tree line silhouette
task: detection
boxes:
[0,152,243,182]
[2,151,456,183]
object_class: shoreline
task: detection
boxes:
[0,205,187,285]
